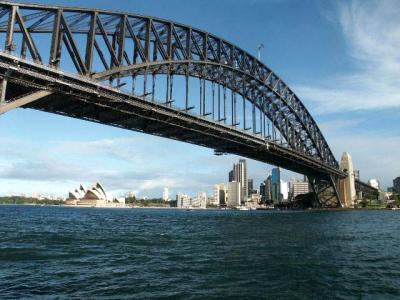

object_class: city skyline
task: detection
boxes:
[0,0,399,197]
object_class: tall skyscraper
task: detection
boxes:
[248,179,254,195]
[393,177,400,193]
[162,187,169,201]
[230,159,248,203]
[260,176,272,204]
[260,182,266,201]
[227,181,241,207]
[228,170,234,182]
[280,180,289,201]
[271,167,281,204]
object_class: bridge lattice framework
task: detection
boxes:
[0,2,345,207]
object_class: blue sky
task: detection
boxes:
[0,0,399,198]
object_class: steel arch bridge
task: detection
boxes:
[0,2,345,207]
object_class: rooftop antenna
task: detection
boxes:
[257,43,265,61]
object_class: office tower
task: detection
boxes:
[260,182,266,199]
[280,180,289,201]
[264,175,272,202]
[393,177,400,193]
[213,184,227,206]
[162,187,169,201]
[248,179,254,195]
[228,170,234,182]
[229,159,248,203]
[227,181,241,207]
[271,167,281,204]
[260,175,272,203]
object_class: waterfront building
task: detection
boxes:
[340,152,356,208]
[176,194,192,208]
[393,177,400,193]
[66,183,123,207]
[230,159,248,203]
[192,192,207,209]
[227,181,241,207]
[213,184,227,206]
[368,179,380,190]
[68,184,86,201]
[162,187,169,201]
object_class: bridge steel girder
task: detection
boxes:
[0,2,344,207]
[0,89,53,114]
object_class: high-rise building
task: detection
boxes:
[227,181,241,207]
[393,177,400,193]
[260,175,272,203]
[213,184,227,206]
[260,182,266,201]
[228,170,234,182]
[230,159,248,203]
[162,187,169,201]
[248,179,254,195]
[280,180,289,201]
[354,170,360,181]
[271,167,281,204]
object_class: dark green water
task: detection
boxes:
[1,206,400,299]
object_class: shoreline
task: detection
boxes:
[0,203,396,211]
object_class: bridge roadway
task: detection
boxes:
[0,2,347,207]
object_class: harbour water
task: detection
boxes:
[1,205,400,299]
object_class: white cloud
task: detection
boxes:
[0,135,241,197]
[295,0,400,114]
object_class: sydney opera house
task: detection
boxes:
[66,183,124,207]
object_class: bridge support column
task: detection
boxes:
[308,174,342,208]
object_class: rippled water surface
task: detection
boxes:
[1,206,400,299]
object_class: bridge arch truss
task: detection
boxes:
[0,2,343,207]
